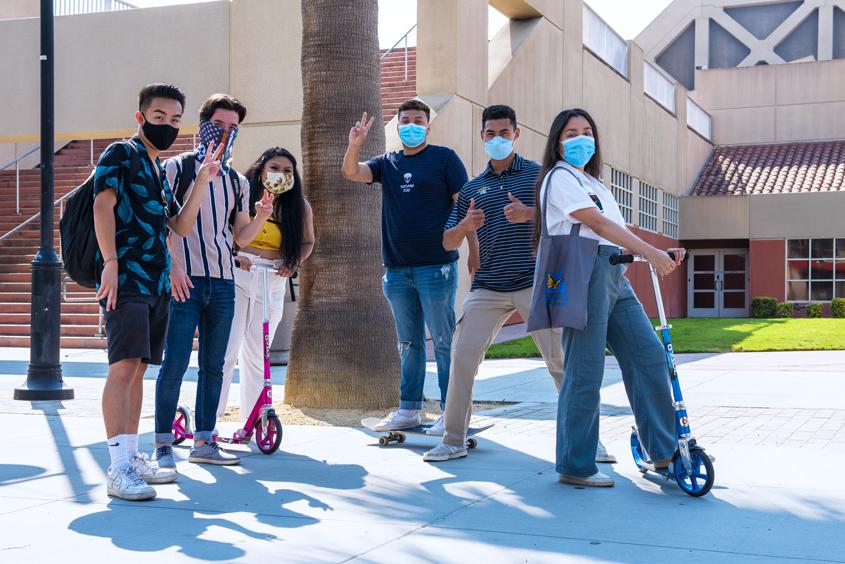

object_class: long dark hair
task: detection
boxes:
[532,108,603,246]
[244,147,306,269]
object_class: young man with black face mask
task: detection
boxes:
[152,94,273,468]
[93,83,221,500]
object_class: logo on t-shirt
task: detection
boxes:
[589,193,605,212]
[401,172,414,193]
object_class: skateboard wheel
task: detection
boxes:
[397,434,406,443]
[467,438,477,449]
[378,436,390,446]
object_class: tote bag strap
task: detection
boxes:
[540,165,586,238]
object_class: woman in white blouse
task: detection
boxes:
[533,108,686,488]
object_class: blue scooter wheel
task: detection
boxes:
[672,448,714,497]
[630,431,649,473]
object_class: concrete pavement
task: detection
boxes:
[1,347,844,562]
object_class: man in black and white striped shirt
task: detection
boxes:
[425,105,615,463]
[152,94,274,468]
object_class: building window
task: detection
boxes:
[663,192,679,239]
[610,168,633,224]
[786,238,845,302]
[638,182,659,232]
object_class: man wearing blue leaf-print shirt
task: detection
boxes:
[92,84,221,501]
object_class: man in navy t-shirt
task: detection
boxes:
[342,99,468,433]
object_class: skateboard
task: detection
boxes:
[361,417,494,449]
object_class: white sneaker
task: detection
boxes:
[425,415,445,436]
[559,471,614,487]
[107,463,157,501]
[131,452,177,484]
[595,440,617,463]
[372,410,421,431]
[423,442,467,462]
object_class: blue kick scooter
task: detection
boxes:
[609,251,715,497]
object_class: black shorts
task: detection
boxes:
[103,295,170,365]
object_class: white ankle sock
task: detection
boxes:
[397,408,419,417]
[108,434,129,468]
[125,434,138,458]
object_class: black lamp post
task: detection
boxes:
[14,0,73,401]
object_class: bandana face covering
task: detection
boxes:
[262,171,294,195]
[196,120,239,174]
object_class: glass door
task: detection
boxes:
[688,250,748,317]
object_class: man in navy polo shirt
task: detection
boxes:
[342,99,468,433]
[423,105,616,462]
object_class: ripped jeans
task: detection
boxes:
[382,261,457,410]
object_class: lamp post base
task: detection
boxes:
[14,364,74,401]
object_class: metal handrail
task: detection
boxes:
[0,146,41,215]
[62,277,104,338]
[0,181,85,244]
[380,23,417,81]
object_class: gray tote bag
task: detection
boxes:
[527,167,599,332]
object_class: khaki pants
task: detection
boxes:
[443,287,563,446]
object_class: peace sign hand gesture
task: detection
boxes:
[348,112,375,148]
[196,141,225,184]
[254,190,274,220]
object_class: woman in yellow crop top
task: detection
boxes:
[218,147,314,420]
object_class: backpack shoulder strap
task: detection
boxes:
[228,168,242,226]
[175,152,197,206]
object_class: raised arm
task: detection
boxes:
[168,141,223,236]
[443,198,485,251]
[342,111,375,183]
[570,208,677,276]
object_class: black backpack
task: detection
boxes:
[60,141,141,288]
[171,152,241,226]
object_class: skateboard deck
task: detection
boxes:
[361,417,494,448]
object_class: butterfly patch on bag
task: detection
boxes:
[544,271,569,305]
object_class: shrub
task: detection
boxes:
[776,302,793,318]
[832,298,845,319]
[806,303,823,318]
[751,296,777,318]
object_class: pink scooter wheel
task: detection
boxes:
[254,415,283,454]
[172,406,190,445]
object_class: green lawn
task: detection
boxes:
[485,318,845,358]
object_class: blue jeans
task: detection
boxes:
[155,277,235,443]
[556,246,676,477]
[382,261,457,410]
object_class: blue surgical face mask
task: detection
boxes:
[484,136,514,161]
[561,135,595,168]
[398,123,427,148]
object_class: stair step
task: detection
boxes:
[0,323,101,336]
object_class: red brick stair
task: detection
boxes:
[0,136,194,348]
[0,49,418,348]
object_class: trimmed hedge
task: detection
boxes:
[833,298,845,319]
[776,302,793,318]
[806,303,824,318]
[751,296,778,318]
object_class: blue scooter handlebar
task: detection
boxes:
[609,251,688,265]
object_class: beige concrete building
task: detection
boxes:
[1,0,843,336]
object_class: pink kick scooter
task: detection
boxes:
[171,257,284,454]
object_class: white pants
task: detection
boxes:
[217,253,287,418]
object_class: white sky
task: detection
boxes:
[128,0,673,45]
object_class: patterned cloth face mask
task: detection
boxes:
[262,171,294,195]
[196,120,239,174]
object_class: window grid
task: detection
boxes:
[786,239,844,303]
[610,168,633,224]
[663,193,679,239]
[638,182,659,232]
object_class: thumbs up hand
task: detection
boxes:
[504,192,532,223]
[460,198,485,232]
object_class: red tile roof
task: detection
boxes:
[690,140,845,196]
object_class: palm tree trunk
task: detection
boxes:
[285,0,400,409]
